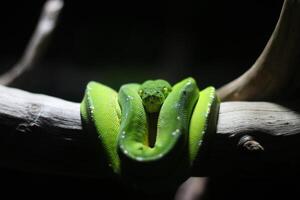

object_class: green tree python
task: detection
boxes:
[80,77,220,192]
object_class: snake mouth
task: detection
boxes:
[143,95,163,113]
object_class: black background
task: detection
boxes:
[0,0,284,101]
[0,0,297,199]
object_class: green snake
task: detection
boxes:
[80,77,220,191]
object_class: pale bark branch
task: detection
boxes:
[0,0,64,86]
[0,85,299,178]
[217,0,300,101]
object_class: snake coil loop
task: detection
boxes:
[80,77,220,192]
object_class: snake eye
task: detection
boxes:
[138,89,144,96]
[163,87,170,95]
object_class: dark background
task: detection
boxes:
[0,0,296,199]
[0,0,284,101]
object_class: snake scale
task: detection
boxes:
[80,77,220,191]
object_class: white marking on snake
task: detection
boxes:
[198,140,203,146]
[136,157,144,161]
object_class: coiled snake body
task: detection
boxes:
[81,77,220,191]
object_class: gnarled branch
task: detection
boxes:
[0,0,64,86]
[0,85,299,178]
[217,0,300,101]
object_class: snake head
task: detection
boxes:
[139,79,172,113]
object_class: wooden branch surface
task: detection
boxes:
[217,0,300,101]
[0,85,299,178]
[0,0,64,85]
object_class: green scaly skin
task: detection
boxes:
[80,77,220,191]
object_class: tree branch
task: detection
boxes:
[217,0,300,101]
[0,85,299,178]
[0,0,64,86]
